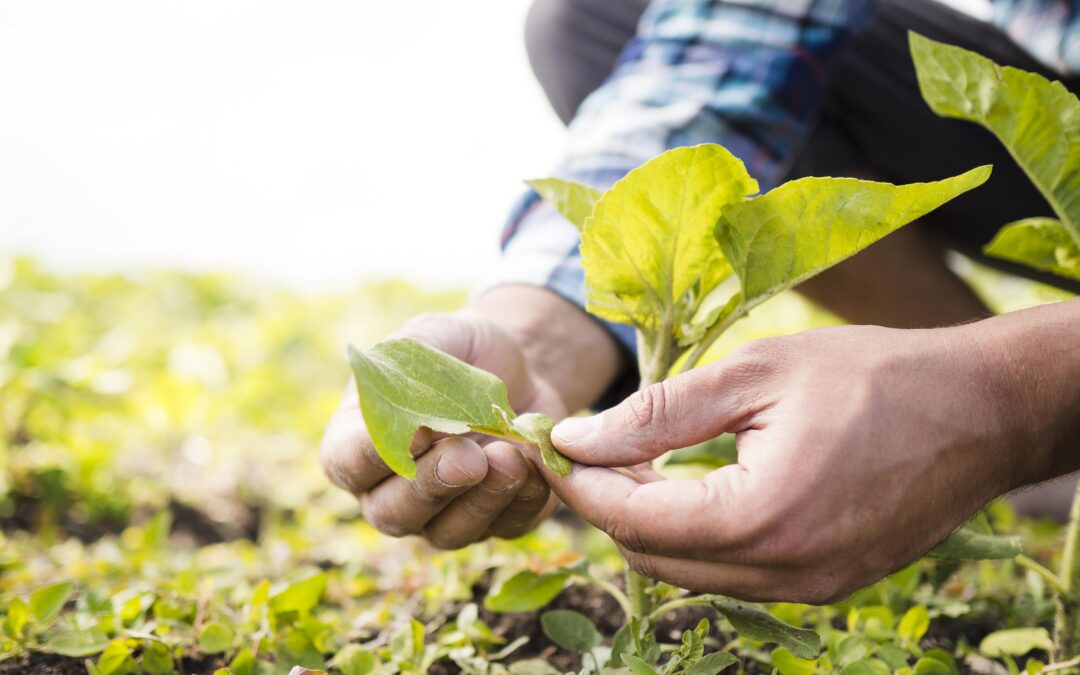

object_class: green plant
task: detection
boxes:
[911,31,1080,661]
[348,142,1022,671]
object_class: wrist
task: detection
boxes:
[966,299,1080,490]
[468,284,625,412]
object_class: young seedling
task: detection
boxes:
[348,141,1017,670]
[912,31,1080,660]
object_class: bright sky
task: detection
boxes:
[0,0,992,291]
[0,0,564,290]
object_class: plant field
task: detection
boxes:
[0,255,1074,674]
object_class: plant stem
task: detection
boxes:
[625,329,676,619]
[627,569,654,619]
[679,307,746,374]
[1045,655,1080,672]
[579,574,633,619]
[1016,554,1068,597]
[1055,480,1080,660]
[647,595,720,623]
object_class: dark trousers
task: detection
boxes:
[524,0,1080,294]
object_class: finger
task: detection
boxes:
[617,548,803,600]
[551,356,769,466]
[361,437,487,537]
[320,401,432,494]
[393,312,537,409]
[422,442,530,549]
[486,455,556,539]
[541,461,763,561]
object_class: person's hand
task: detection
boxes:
[321,310,565,549]
[540,322,1057,603]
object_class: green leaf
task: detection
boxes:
[45,627,110,657]
[270,573,327,616]
[349,338,570,478]
[229,648,257,675]
[331,645,377,675]
[96,640,134,675]
[840,659,891,675]
[714,599,821,660]
[484,570,569,613]
[29,581,73,626]
[199,621,235,654]
[979,628,1054,658]
[923,648,958,674]
[770,647,818,675]
[715,167,991,317]
[911,32,1080,254]
[985,218,1080,281]
[623,654,659,675]
[511,413,571,477]
[579,144,757,332]
[540,609,602,653]
[914,657,955,675]
[508,659,561,675]
[3,597,28,639]
[897,606,930,644]
[928,519,1023,560]
[140,641,175,675]
[684,652,738,675]
[527,178,602,232]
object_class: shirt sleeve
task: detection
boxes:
[477,0,881,356]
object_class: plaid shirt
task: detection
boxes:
[482,0,1080,353]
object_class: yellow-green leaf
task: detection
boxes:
[985,218,1080,281]
[911,32,1080,254]
[349,338,570,478]
[771,647,818,675]
[979,628,1054,658]
[484,570,570,613]
[199,621,235,654]
[580,144,757,332]
[715,167,991,314]
[270,573,327,616]
[29,581,73,627]
[898,606,930,644]
[527,178,602,232]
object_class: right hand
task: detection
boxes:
[320,311,565,549]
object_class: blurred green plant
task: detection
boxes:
[0,255,1072,673]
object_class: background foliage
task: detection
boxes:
[0,255,1073,673]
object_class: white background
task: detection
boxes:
[0,0,564,290]
[0,0,991,290]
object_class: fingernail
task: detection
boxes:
[552,416,598,445]
[483,459,523,494]
[436,452,477,487]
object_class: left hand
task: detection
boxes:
[540,322,1049,604]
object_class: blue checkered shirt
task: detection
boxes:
[482,0,1080,352]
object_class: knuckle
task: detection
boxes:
[623,551,658,580]
[319,434,364,494]
[606,513,650,555]
[625,382,669,433]
[409,478,453,509]
[362,500,414,538]
[423,529,469,551]
[725,338,781,378]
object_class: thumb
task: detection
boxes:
[551,362,759,467]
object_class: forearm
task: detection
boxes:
[470,284,624,412]
[974,298,1080,488]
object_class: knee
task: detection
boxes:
[524,0,580,123]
